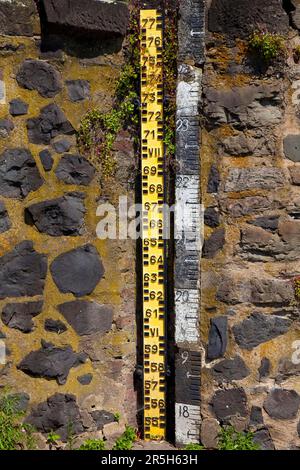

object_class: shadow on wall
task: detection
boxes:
[36,0,129,58]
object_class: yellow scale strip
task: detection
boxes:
[140,9,166,440]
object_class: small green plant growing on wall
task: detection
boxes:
[66,421,76,450]
[112,426,137,450]
[218,426,260,451]
[114,412,121,423]
[46,431,61,450]
[184,443,205,450]
[78,439,106,450]
[162,0,179,165]
[248,31,285,62]
[294,276,300,301]
[77,0,179,179]
[0,391,36,450]
[77,3,140,178]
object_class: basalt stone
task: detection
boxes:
[41,0,129,37]
[208,0,289,39]
[207,164,220,193]
[55,154,95,186]
[264,389,300,420]
[224,168,285,192]
[200,418,220,449]
[25,192,86,236]
[221,134,253,156]
[211,388,248,421]
[44,318,67,334]
[0,241,47,299]
[240,225,282,260]
[248,216,279,233]
[1,301,43,333]
[50,244,104,297]
[253,428,275,450]
[0,118,14,138]
[289,166,300,185]
[298,420,300,438]
[52,139,72,154]
[259,358,271,379]
[276,358,300,383]
[292,1,300,30]
[204,207,220,228]
[9,99,29,116]
[222,196,271,218]
[27,104,75,145]
[16,60,62,98]
[91,410,115,430]
[207,316,228,360]
[213,356,250,382]
[249,406,264,428]
[26,393,84,441]
[233,313,291,350]
[0,148,43,199]
[0,0,39,37]
[278,218,300,245]
[216,274,251,305]
[18,340,86,385]
[66,80,90,102]
[283,135,300,162]
[0,201,11,233]
[39,149,53,172]
[77,373,93,385]
[273,308,294,317]
[250,279,294,305]
[202,228,225,259]
[220,132,276,158]
[204,84,283,129]
[58,300,113,336]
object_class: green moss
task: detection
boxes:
[248,31,285,62]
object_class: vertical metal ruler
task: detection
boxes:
[174,0,205,446]
[140,9,166,440]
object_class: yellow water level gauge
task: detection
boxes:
[140,9,166,440]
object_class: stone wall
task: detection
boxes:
[1,0,300,452]
[201,0,300,450]
[0,0,136,447]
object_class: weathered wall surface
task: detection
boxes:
[0,0,136,447]
[2,0,300,451]
[201,0,300,450]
